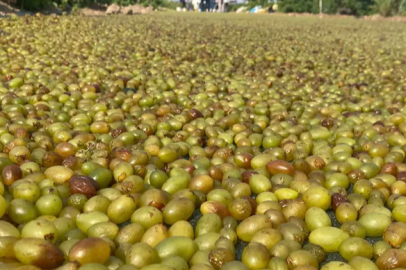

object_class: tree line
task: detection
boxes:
[9,0,406,16]
[13,0,174,11]
[277,0,406,17]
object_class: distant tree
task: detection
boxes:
[278,0,375,15]
[16,0,52,10]
[373,0,406,16]
[400,0,406,13]
[336,0,374,15]
[247,0,272,9]
[312,0,338,14]
[278,0,314,13]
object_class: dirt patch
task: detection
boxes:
[106,3,121,15]
[80,8,105,16]
[105,4,153,15]
[363,14,406,22]
[81,4,153,16]
[78,2,107,16]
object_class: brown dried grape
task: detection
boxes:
[42,151,63,168]
[331,193,350,211]
[69,175,100,199]
[2,164,22,186]
[187,109,204,120]
[375,249,406,270]
[266,160,295,176]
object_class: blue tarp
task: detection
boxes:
[250,5,261,13]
